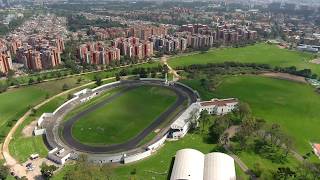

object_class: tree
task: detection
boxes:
[273,167,296,180]
[95,76,102,86]
[199,110,210,133]
[0,164,9,180]
[269,123,281,144]
[238,102,251,120]
[115,73,121,81]
[251,163,263,178]
[67,94,73,100]
[151,71,156,78]
[219,132,229,145]
[163,64,169,74]
[139,68,148,78]
[200,78,209,90]
[0,81,8,93]
[189,108,200,129]
[40,163,57,179]
[31,108,37,116]
[281,135,294,157]
[63,155,114,180]
[28,78,34,85]
[76,77,82,84]
[37,76,42,83]
[62,83,69,91]
[209,116,230,143]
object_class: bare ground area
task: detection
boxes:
[310,59,320,64]
[22,121,37,137]
[261,72,307,84]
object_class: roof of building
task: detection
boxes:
[170,149,236,180]
[204,152,236,180]
[314,144,320,152]
[170,149,205,180]
[170,103,200,129]
[200,98,238,107]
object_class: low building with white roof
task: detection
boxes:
[170,148,236,180]
[199,98,238,115]
[169,98,238,139]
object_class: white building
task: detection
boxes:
[170,103,201,139]
[199,98,238,115]
[170,149,236,180]
[48,148,71,165]
[170,98,238,139]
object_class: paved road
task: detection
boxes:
[61,83,189,153]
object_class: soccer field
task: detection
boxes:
[168,43,318,74]
[70,85,178,145]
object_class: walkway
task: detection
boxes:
[161,56,180,81]
[221,126,255,178]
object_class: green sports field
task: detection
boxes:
[70,85,178,145]
[212,75,320,155]
[168,43,318,74]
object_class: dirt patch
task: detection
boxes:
[22,121,37,137]
[261,72,307,84]
[310,59,320,64]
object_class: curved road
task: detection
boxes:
[61,83,188,153]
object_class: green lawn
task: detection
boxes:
[54,133,250,180]
[169,43,318,74]
[237,148,299,179]
[212,75,320,155]
[0,76,92,141]
[70,85,178,145]
[8,79,116,162]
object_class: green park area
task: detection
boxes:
[70,85,177,145]
[169,43,318,74]
[1,43,320,179]
[212,75,320,154]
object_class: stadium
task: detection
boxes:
[33,78,199,164]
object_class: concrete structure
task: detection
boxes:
[48,148,71,165]
[170,98,238,139]
[199,98,238,115]
[78,42,120,65]
[169,103,201,139]
[170,149,236,180]
[0,51,12,74]
[113,37,154,60]
[34,79,198,165]
[12,37,64,70]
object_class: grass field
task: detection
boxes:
[168,43,319,74]
[211,75,320,155]
[53,133,235,180]
[71,85,177,145]
[0,77,92,141]
[9,79,116,162]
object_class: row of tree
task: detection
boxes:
[178,61,318,80]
